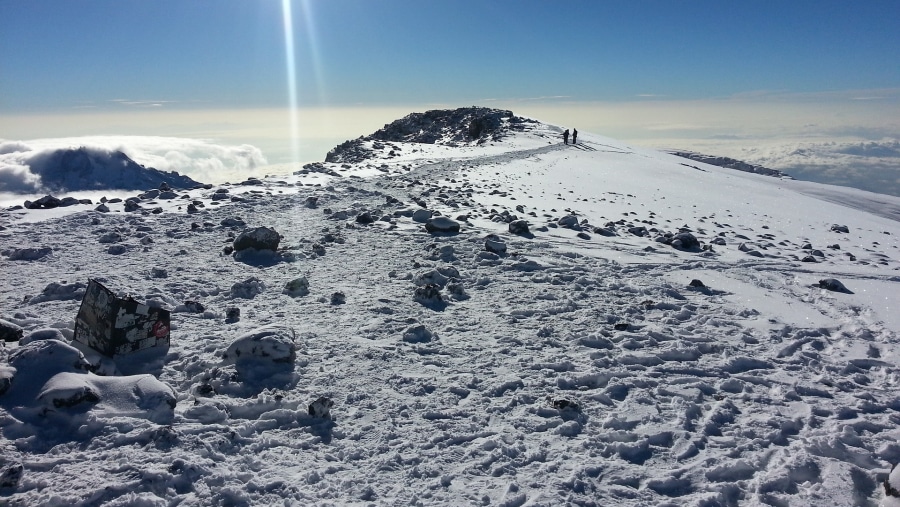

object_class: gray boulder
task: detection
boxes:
[233,227,281,252]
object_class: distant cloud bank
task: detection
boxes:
[0,136,267,193]
[737,139,900,197]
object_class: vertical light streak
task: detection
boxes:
[281,0,300,166]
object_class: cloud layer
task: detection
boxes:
[737,139,900,197]
[0,136,268,193]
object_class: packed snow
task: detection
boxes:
[1,108,899,506]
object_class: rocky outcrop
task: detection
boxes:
[325,107,537,163]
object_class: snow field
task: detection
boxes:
[1,119,899,505]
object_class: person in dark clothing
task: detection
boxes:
[572,129,578,144]
[563,129,569,145]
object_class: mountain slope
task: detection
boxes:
[20,146,202,192]
[1,109,899,506]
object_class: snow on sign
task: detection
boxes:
[73,279,170,357]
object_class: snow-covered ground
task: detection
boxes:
[1,110,899,506]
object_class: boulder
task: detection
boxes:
[558,215,580,228]
[222,325,297,368]
[25,195,62,209]
[425,216,460,233]
[0,319,24,342]
[484,234,507,254]
[509,220,530,235]
[410,209,433,223]
[671,232,700,250]
[819,278,852,293]
[831,224,850,233]
[308,397,333,419]
[7,247,52,261]
[233,226,281,252]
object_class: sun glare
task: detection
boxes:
[281,0,300,167]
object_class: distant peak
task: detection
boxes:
[325,106,538,164]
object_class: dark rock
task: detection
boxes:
[107,244,127,255]
[0,319,24,342]
[225,307,241,323]
[0,461,24,489]
[308,396,334,419]
[233,227,281,252]
[801,255,818,263]
[819,278,852,293]
[94,203,110,213]
[425,216,460,233]
[509,219,530,235]
[628,226,649,237]
[614,323,629,331]
[558,215,580,228]
[330,292,346,305]
[412,209,433,223]
[593,227,616,237]
[576,232,591,240]
[831,224,850,233]
[689,279,706,288]
[124,199,141,212]
[304,196,319,208]
[25,195,62,209]
[549,398,580,412]
[221,217,245,228]
[98,231,122,244]
[671,232,699,249]
[356,212,375,224]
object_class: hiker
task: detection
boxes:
[563,129,569,145]
[572,129,578,144]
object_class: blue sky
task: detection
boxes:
[2,0,899,110]
[1,0,899,195]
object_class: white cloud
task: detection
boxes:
[0,136,268,192]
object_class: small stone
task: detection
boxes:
[225,307,241,323]
[330,292,346,305]
[184,301,205,313]
[509,219,530,235]
[308,397,333,419]
[831,224,850,233]
[689,279,705,288]
[819,278,852,293]
[484,234,507,254]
